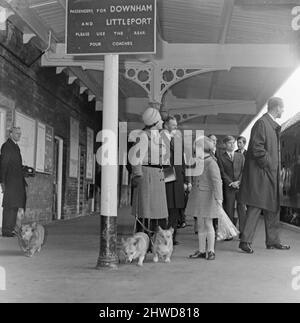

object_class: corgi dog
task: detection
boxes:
[121,232,150,266]
[18,222,45,257]
[152,226,174,263]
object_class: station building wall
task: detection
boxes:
[0,21,102,224]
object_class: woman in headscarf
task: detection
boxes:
[130,107,169,234]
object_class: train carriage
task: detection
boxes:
[280,112,300,226]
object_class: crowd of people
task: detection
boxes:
[130,96,291,260]
[0,97,291,260]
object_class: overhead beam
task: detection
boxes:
[43,42,299,70]
[126,121,240,135]
[42,44,148,71]
[0,0,57,51]
[154,41,299,69]
[123,98,257,116]
[166,100,257,115]
[179,123,239,136]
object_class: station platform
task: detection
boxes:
[0,207,300,303]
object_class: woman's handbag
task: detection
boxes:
[163,166,176,183]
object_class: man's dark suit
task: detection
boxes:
[218,151,246,233]
[161,131,186,242]
[0,138,26,235]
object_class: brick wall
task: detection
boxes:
[0,21,102,224]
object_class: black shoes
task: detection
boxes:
[239,242,291,253]
[239,242,254,254]
[207,251,215,261]
[189,251,206,259]
[173,240,179,246]
[266,244,290,250]
[189,250,215,260]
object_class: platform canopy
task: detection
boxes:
[1,0,300,135]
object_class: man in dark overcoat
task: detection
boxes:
[0,127,26,237]
[238,97,290,253]
[217,136,246,236]
[161,116,189,245]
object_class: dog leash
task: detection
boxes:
[134,216,155,234]
[134,216,155,247]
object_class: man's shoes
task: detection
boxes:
[266,244,290,250]
[239,242,254,254]
[173,240,179,246]
[189,251,206,259]
[224,237,233,241]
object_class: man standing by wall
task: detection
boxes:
[218,136,246,236]
[0,127,26,237]
[239,97,290,253]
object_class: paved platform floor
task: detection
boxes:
[0,207,300,303]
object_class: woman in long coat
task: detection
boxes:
[185,136,223,260]
[130,107,169,233]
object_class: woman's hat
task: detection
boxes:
[142,107,161,126]
[194,136,214,153]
